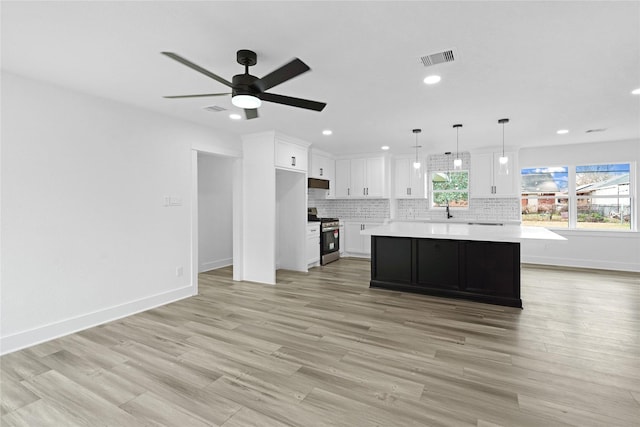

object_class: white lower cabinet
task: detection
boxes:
[306,223,320,267]
[344,221,382,257]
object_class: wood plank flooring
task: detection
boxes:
[2,259,639,426]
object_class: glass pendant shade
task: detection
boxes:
[498,118,509,175]
[498,155,509,175]
[412,128,422,177]
[232,94,261,109]
[453,124,463,170]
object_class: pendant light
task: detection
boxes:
[412,129,422,172]
[498,118,509,175]
[453,124,463,170]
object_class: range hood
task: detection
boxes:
[308,178,330,190]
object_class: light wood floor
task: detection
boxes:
[2,259,639,426]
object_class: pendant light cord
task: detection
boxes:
[502,122,505,157]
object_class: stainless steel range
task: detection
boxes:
[308,208,340,265]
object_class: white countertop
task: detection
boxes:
[360,221,566,243]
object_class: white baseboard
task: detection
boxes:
[522,255,640,273]
[199,257,232,273]
[0,285,194,356]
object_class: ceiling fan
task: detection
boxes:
[162,49,327,120]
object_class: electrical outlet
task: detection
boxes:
[176,266,183,277]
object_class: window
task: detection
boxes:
[576,164,631,230]
[521,166,569,227]
[431,170,469,208]
[521,163,633,231]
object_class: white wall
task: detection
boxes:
[519,139,640,272]
[276,169,307,272]
[197,154,233,272]
[0,72,241,354]
[241,132,276,284]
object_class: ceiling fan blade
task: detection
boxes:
[258,92,326,111]
[245,108,259,120]
[163,93,230,99]
[253,58,310,92]
[161,52,233,88]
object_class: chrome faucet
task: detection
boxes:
[446,202,453,219]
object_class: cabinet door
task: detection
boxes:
[344,222,363,253]
[275,140,307,171]
[323,158,335,198]
[334,159,351,198]
[464,241,519,297]
[372,237,412,284]
[361,223,382,255]
[395,158,411,198]
[365,157,385,197]
[307,235,320,265]
[470,152,494,197]
[415,239,459,289]
[493,151,517,196]
[350,158,367,197]
[395,158,424,198]
[310,153,328,179]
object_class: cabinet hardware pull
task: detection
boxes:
[291,156,296,166]
[363,188,366,195]
[348,188,350,196]
[319,168,323,176]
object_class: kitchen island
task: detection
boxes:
[361,222,565,308]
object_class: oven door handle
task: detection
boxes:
[322,226,339,232]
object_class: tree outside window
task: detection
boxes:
[431,171,469,208]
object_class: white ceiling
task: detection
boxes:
[2,1,639,156]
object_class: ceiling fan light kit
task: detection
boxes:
[162,49,326,120]
[231,94,261,109]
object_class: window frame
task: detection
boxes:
[520,162,636,232]
[429,170,470,209]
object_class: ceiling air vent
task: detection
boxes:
[420,49,456,67]
[202,105,227,113]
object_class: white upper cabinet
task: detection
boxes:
[334,156,387,198]
[394,157,425,198]
[334,159,351,197]
[309,150,333,180]
[365,157,385,197]
[309,150,335,197]
[275,139,308,172]
[470,150,518,197]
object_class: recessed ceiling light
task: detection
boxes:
[556,129,569,135]
[423,75,441,85]
[632,88,640,95]
[229,113,242,120]
[322,129,332,136]
[381,146,390,151]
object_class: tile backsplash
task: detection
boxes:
[308,194,519,222]
[396,198,521,222]
[308,194,390,220]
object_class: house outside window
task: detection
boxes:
[521,163,633,231]
[431,170,469,208]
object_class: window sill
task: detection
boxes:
[548,228,638,238]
